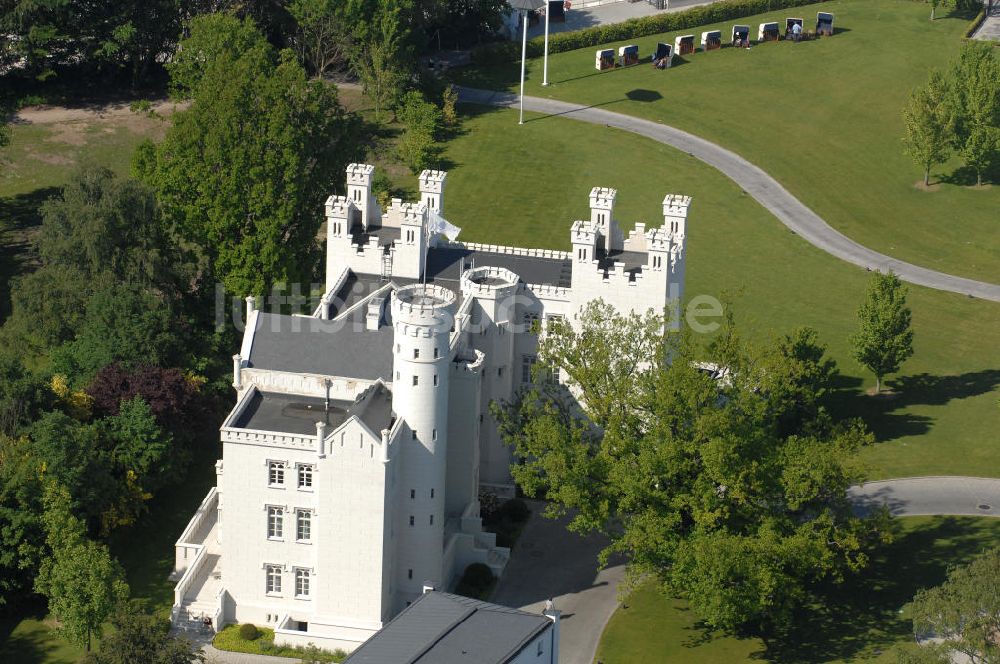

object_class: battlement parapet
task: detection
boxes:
[570,220,597,243]
[589,186,617,211]
[646,227,671,251]
[461,266,521,298]
[437,240,571,261]
[392,284,457,329]
[662,194,692,215]
[325,195,353,219]
[397,201,428,226]
[419,170,447,193]
[528,283,572,300]
[346,163,375,186]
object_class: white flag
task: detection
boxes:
[427,208,461,241]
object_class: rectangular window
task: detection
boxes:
[297,464,313,489]
[522,355,537,384]
[410,489,415,499]
[267,506,284,539]
[433,374,439,386]
[409,515,414,526]
[434,347,439,359]
[432,428,437,440]
[295,569,311,598]
[412,375,419,386]
[408,569,413,579]
[266,565,282,594]
[268,461,285,486]
[413,348,420,359]
[497,366,504,377]
[430,488,435,498]
[429,514,434,525]
[296,510,312,542]
[412,430,417,440]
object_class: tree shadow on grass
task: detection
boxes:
[825,369,1000,445]
[0,599,58,664]
[0,186,59,322]
[755,517,1000,663]
[938,161,1000,187]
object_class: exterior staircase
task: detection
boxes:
[171,488,225,634]
[177,553,222,623]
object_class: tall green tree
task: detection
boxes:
[51,281,182,387]
[902,70,954,186]
[36,166,181,291]
[906,547,1000,664]
[959,125,1000,187]
[948,41,1000,186]
[34,483,129,652]
[166,13,273,98]
[80,600,205,664]
[352,0,410,123]
[29,412,115,523]
[494,301,890,636]
[288,0,356,76]
[0,1,192,87]
[396,90,443,174]
[850,271,914,394]
[139,14,359,296]
[0,434,45,609]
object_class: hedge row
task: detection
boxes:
[472,0,830,64]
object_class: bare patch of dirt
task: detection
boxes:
[865,388,899,400]
[913,180,940,192]
[44,122,88,146]
[15,99,185,125]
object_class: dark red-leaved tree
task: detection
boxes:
[87,363,198,427]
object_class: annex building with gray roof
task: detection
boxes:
[344,590,559,664]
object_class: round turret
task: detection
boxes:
[390,284,456,603]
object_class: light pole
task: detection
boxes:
[510,0,544,124]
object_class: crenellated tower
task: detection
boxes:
[418,170,447,215]
[346,163,377,230]
[589,186,623,253]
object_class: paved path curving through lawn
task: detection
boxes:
[457,86,1000,303]
[849,476,1000,518]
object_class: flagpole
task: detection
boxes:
[519,8,528,124]
[543,1,550,86]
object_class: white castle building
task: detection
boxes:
[170,164,690,652]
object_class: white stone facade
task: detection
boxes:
[171,164,690,653]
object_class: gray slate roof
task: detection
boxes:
[247,311,394,381]
[231,383,393,436]
[344,591,551,664]
[427,246,572,288]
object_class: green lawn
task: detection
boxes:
[456,0,1000,283]
[596,516,1000,664]
[443,105,1000,480]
